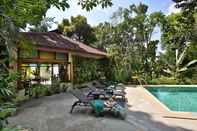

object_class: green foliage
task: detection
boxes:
[149,76,177,85]
[51,78,61,94]
[113,68,130,83]
[0,72,19,101]
[162,44,197,81]
[29,17,56,32]
[94,3,164,83]
[28,82,68,98]
[73,56,103,84]
[0,103,16,130]
[93,22,112,50]
[161,13,193,49]
[77,0,113,11]
[29,84,50,98]
[0,103,16,118]
[173,0,197,14]
[160,8,197,83]
[93,3,197,84]
[2,0,111,28]
[58,15,96,44]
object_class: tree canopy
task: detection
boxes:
[58,15,96,44]
[93,2,197,84]
[94,3,164,82]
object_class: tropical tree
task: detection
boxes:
[58,15,96,44]
[173,0,197,13]
[94,3,164,82]
[160,3,197,83]
[29,17,56,32]
[94,22,112,49]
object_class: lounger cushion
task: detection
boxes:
[90,100,104,116]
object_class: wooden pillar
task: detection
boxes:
[68,53,74,84]
[17,48,21,90]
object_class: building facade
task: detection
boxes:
[17,32,107,89]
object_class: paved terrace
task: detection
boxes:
[8,86,197,131]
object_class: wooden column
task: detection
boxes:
[68,53,74,84]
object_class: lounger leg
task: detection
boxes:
[70,101,80,113]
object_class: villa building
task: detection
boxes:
[17,32,107,88]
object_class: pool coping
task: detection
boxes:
[141,85,197,120]
[144,85,197,88]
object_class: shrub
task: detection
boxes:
[0,72,19,101]
[0,103,16,130]
[73,56,106,84]
[30,84,49,98]
[114,69,130,83]
[149,76,177,85]
[51,79,61,94]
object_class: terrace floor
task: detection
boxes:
[8,86,197,131]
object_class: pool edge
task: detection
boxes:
[141,86,197,120]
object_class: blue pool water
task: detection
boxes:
[147,87,197,112]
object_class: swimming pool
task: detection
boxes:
[147,86,197,112]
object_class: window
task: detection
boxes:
[56,53,65,60]
[19,49,38,58]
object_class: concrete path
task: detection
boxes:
[8,87,197,131]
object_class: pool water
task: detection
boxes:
[147,87,197,112]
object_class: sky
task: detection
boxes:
[46,0,180,53]
[46,0,178,28]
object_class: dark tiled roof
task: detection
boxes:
[21,32,107,57]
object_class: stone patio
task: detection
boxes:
[8,86,197,131]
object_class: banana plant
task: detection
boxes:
[163,43,197,80]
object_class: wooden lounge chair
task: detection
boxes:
[70,89,126,119]
[90,82,126,101]
[69,89,94,113]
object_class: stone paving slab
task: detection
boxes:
[8,87,197,131]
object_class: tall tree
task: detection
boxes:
[95,3,164,82]
[160,1,197,82]
[172,0,197,42]
[173,0,197,13]
[29,17,56,32]
[58,15,96,44]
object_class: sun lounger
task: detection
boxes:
[69,89,94,113]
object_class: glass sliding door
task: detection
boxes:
[20,62,70,88]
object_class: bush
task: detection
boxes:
[0,72,19,101]
[149,76,177,85]
[73,56,104,84]
[114,69,130,83]
[0,103,17,130]
[30,84,50,98]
